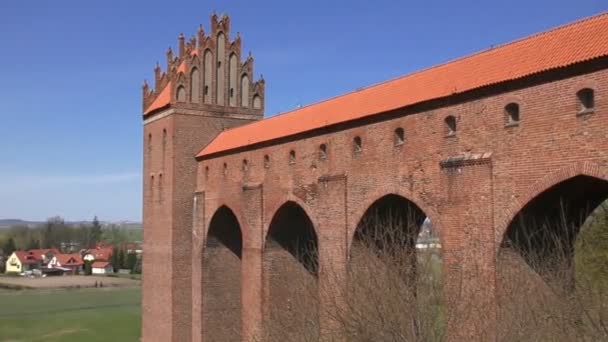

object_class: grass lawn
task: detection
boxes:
[0,287,140,341]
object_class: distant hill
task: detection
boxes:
[0,219,43,229]
[0,219,141,230]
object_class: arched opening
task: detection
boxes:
[353,136,362,153]
[203,206,242,342]
[347,194,444,341]
[394,127,405,146]
[577,88,595,113]
[264,201,319,340]
[263,154,270,168]
[319,143,327,160]
[444,115,456,136]
[498,175,608,340]
[505,103,520,125]
[289,150,296,164]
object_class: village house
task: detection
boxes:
[5,251,40,273]
[27,248,60,266]
[47,253,84,275]
[91,261,113,275]
[82,246,113,262]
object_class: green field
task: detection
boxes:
[0,287,141,341]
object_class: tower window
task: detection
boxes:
[223,163,228,176]
[230,88,234,98]
[353,136,362,153]
[289,150,296,164]
[319,144,327,160]
[242,159,248,172]
[394,128,405,146]
[263,155,270,168]
[444,116,457,136]
[204,85,209,95]
[505,103,520,125]
[577,88,594,113]
[205,166,209,179]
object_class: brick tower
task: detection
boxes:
[141,14,264,342]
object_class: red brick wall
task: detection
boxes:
[193,65,608,340]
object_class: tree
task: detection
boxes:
[90,216,103,248]
[3,238,16,256]
[26,237,39,250]
[111,247,120,272]
[126,252,137,273]
[133,255,142,274]
[118,249,126,270]
[42,216,65,249]
[84,260,93,275]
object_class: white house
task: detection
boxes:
[91,261,113,275]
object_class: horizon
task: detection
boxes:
[0,0,605,221]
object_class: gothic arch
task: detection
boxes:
[190,67,200,103]
[228,53,238,107]
[176,85,186,102]
[495,161,608,250]
[241,73,250,107]
[348,186,440,253]
[263,195,320,246]
[347,192,444,340]
[203,49,213,104]
[202,205,243,341]
[263,199,319,340]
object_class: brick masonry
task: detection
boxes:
[142,14,608,342]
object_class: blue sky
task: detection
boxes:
[0,0,605,221]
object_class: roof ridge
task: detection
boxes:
[212,11,608,138]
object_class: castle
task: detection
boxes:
[142,12,608,341]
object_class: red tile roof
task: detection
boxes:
[92,261,111,268]
[27,249,60,262]
[13,251,39,265]
[197,12,608,158]
[86,247,113,261]
[144,81,172,114]
[55,253,83,266]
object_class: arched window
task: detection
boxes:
[176,86,187,102]
[223,162,228,176]
[353,136,362,153]
[253,95,262,109]
[205,166,209,179]
[289,150,296,164]
[264,155,270,168]
[203,49,213,104]
[242,159,249,172]
[577,88,594,113]
[319,144,328,160]
[190,68,200,103]
[394,127,405,146]
[505,103,520,125]
[444,116,457,136]
[241,74,250,107]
